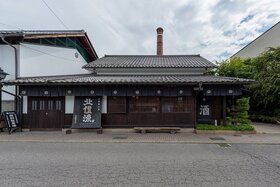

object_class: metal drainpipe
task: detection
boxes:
[0,35,20,115]
[0,35,18,79]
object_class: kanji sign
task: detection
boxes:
[197,96,213,123]
[72,97,102,128]
[199,105,210,116]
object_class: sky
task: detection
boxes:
[0,0,280,62]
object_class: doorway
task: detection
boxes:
[28,97,64,130]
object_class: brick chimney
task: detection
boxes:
[156,27,164,55]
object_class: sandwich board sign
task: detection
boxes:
[1,111,19,134]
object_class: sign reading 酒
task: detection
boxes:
[199,105,210,116]
[71,97,102,128]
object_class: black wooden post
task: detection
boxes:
[0,68,8,115]
[0,84,2,115]
[194,92,197,128]
[222,96,227,126]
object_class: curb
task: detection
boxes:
[0,139,280,145]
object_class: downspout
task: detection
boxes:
[0,35,19,79]
[0,35,21,117]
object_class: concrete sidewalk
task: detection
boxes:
[0,122,279,144]
[252,122,280,134]
[0,130,280,144]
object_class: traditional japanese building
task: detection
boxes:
[1,28,253,130]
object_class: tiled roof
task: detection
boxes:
[2,74,253,85]
[0,30,85,37]
[0,30,98,60]
[83,55,216,68]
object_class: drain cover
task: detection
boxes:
[233,134,242,137]
[113,137,127,140]
[218,143,231,148]
[210,137,225,141]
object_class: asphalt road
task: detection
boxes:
[0,142,280,187]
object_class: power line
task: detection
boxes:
[21,43,85,63]
[41,0,69,30]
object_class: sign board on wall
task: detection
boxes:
[197,97,212,123]
[71,97,102,128]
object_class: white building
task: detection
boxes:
[231,21,280,59]
[0,30,98,111]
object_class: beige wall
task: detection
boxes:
[232,22,280,59]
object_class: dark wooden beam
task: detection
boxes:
[222,96,227,126]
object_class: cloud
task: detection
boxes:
[0,0,280,62]
[240,15,254,24]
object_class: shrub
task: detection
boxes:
[196,124,254,131]
[228,97,251,125]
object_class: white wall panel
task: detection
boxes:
[22,96,27,114]
[65,96,74,114]
[0,45,17,100]
[102,96,107,114]
[19,43,89,77]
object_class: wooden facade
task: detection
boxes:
[102,96,195,128]
[18,85,241,129]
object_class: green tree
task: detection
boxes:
[215,58,254,79]
[215,47,280,119]
[249,48,280,115]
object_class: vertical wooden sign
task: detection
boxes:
[71,97,102,128]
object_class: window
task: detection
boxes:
[107,97,126,113]
[129,97,160,113]
[48,100,53,110]
[39,100,45,110]
[31,100,37,110]
[162,97,192,113]
[55,100,62,110]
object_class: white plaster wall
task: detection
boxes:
[233,22,280,58]
[19,43,90,77]
[22,96,27,114]
[65,96,74,114]
[102,96,107,114]
[0,45,17,100]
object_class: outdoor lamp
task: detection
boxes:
[0,68,8,80]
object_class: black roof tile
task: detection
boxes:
[83,55,216,68]
[2,74,253,85]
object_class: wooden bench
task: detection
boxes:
[65,129,103,134]
[133,127,181,134]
